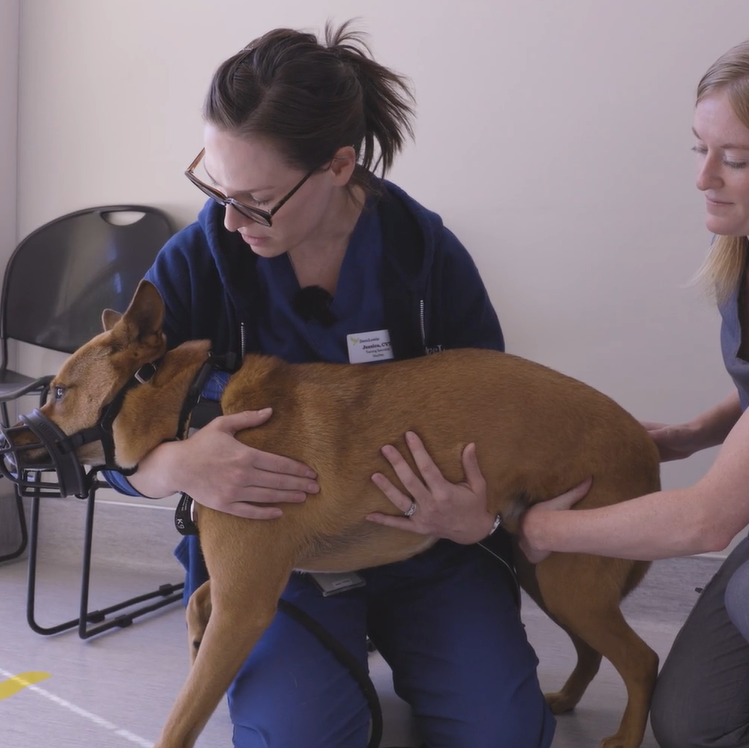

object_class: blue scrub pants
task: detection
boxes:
[227,540,555,748]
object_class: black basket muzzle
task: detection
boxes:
[0,410,94,498]
[0,364,149,498]
[0,355,219,500]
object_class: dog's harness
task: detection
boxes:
[171,359,233,537]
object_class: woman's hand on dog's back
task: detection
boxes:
[128,408,320,518]
[367,431,499,544]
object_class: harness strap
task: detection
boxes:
[176,355,220,439]
[174,493,199,536]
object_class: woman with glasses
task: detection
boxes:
[507,38,749,748]
[114,21,554,748]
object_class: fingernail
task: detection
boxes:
[307,482,319,493]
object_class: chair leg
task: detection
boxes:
[0,398,28,564]
[26,476,184,638]
[0,488,28,564]
[26,487,81,635]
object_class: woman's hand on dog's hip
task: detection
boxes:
[130,409,320,519]
[366,431,497,544]
[517,478,593,564]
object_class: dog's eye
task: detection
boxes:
[53,386,66,401]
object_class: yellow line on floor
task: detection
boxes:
[0,671,50,700]
[0,667,154,747]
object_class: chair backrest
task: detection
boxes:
[0,205,174,358]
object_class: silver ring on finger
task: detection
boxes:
[403,501,417,518]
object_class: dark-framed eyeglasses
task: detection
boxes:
[185,148,319,227]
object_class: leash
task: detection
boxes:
[277,598,383,748]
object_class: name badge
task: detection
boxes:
[347,329,394,364]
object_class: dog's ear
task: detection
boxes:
[114,280,167,350]
[102,309,122,331]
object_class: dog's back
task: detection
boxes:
[218,347,659,551]
[193,347,659,748]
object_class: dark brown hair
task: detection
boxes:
[203,20,415,192]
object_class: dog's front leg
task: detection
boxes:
[154,519,297,748]
[186,581,212,665]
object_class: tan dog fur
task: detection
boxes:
[23,280,660,748]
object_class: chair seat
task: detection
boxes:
[0,205,181,637]
[0,371,52,403]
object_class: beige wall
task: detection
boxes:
[1,1,18,261]
[13,1,749,550]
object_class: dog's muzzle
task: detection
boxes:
[0,410,96,499]
[0,355,223,501]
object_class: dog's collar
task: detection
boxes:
[79,350,230,467]
[134,360,159,384]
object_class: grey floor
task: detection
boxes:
[0,492,717,748]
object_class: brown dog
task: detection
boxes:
[12,280,660,748]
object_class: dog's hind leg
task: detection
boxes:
[535,555,658,748]
[516,556,602,713]
[544,631,602,714]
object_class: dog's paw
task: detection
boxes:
[599,734,639,748]
[544,690,578,714]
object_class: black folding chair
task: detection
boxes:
[0,205,185,637]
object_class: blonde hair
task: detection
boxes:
[694,40,749,304]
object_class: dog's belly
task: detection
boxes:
[294,528,437,573]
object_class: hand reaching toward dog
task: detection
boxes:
[640,420,702,462]
[129,408,319,519]
[639,392,742,462]
[366,431,497,544]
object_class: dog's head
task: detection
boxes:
[0,280,167,496]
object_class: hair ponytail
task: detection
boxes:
[203,20,415,193]
[325,21,414,177]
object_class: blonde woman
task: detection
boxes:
[516,40,749,748]
[372,39,749,748]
